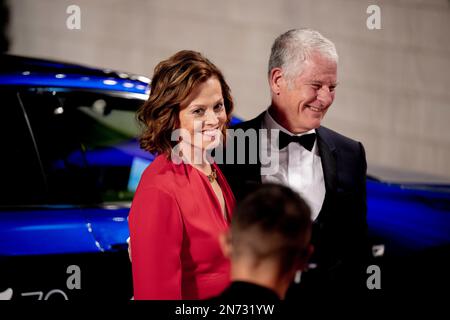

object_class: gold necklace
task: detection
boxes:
[207,168,217,183]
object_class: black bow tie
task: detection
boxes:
[278,131,316,151]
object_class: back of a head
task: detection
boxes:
[268,28,338,79]
[231,183,312,272]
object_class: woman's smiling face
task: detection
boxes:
[178,76,227,151]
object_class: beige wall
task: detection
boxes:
[7,0,450,180]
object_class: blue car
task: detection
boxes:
[365,173,450,292]
[0,54,151,300]
[0,55,448,299]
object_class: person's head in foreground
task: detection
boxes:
[268,28,338,134]
[137,50,234,162]
[219,183,313,299]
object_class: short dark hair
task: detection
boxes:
[137,50,234,155]
[231,183,312,273]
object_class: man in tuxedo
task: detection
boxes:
[220,28,369,294]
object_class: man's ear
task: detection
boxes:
[269,68,285,96]
[218,231,232,258]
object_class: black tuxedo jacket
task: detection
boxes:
[210,281,280,302]
[219,112,370,292]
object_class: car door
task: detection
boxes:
[0,89,103,300]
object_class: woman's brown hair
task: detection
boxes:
[137,50,234,155]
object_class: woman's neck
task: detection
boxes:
[179,142,213,174]
[191,162,212,175]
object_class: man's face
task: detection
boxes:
[271,52,337,133]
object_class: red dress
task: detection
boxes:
[128,154,235,300]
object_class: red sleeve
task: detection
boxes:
[128,186,183,300]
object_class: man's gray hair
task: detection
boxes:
[268,28,338,80]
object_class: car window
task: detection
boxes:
[0,90,46,205]
[20,89,151,205]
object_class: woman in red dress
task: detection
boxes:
[129,50,235,300]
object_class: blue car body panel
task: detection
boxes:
[81,207,131,252]
[367,180,450,255]
[0,207,101,255]
[0,73,149,94]
[0,55,150,94]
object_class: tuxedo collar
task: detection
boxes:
[230,111,337,194]
[316,127,337,193]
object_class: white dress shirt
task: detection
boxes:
[261,111,326,221]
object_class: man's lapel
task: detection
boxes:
[316,126,337,214]
[249,113,265,184]
[234,112,266,184]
